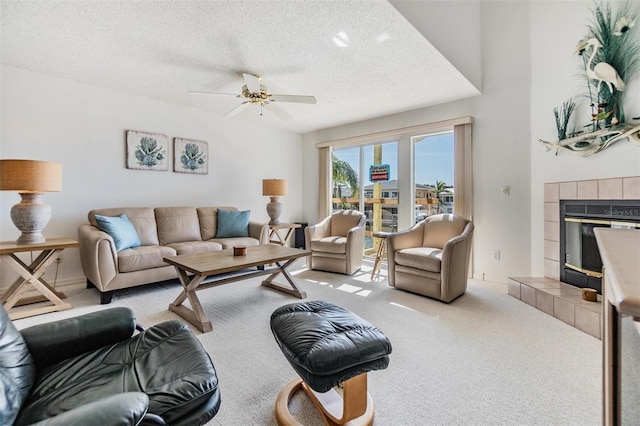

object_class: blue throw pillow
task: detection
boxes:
[94,214,141,252]
[216,209,250,238]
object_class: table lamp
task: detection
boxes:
[262,178,287,225]
[0,159,62,244]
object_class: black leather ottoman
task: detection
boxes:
[271,300,392,425]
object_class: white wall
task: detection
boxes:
[529,1,640,275]
[0,65,303,286]
[303,1,532,283]
[303,0,640,283]
[389,0,482,92]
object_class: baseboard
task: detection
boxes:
[472,272,507,283]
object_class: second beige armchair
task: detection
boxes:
[305,210,366,275]
[387,213,473,303]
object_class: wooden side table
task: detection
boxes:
[0,237,78,320]
[371,231,390,280]
[269,223,302,247]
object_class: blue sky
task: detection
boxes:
[334,132,454,186]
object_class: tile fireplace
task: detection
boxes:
[509,176,640,339]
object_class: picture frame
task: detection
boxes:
[174,138,208,174]
[126,130,169,171]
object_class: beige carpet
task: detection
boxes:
[14,259,601,425]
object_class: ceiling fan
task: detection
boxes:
[189,73,317,120]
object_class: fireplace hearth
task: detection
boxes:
[560,199,640,293]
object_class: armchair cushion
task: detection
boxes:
[16,319,220,425]
[20,307,136,370]
[422,216,467,248]
[28,392,149,426]
[310,236,348,254]
[330,212,362,236]
[0,306,35,426]
[394,247,442,273]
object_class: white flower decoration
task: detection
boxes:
[614,16,635,36]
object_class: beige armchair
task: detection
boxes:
[305,210,366,275]
[387,213,473,303]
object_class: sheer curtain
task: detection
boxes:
[318,146,331,219]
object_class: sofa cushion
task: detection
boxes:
[216,209,250,238]
[94,214,141,252]
[155,207,202,245]
[118,245,177,273]
[311,236,347,254]
[15,321,220,425]
[167,241,223,255]
[395,247,442,273]
[210,236,260,249]
[89,208,159,246]
[197,207,237,240]
[0,305,36,426]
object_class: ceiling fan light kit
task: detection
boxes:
[190,73,316,119]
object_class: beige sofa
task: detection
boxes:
[78,206,269,304]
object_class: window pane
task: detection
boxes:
[331,147,360,213]
[414,132,454,218]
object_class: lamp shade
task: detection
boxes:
[0,159,62,193]
[262,179,287,197]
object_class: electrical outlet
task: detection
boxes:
[492,250,501,261]
[55,255,63,264]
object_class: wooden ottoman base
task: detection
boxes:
[275,373,374,426]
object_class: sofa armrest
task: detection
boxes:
[78,224,118,291]
[29,392,149,426]
[249,221,269,244]
[21,308,136,370]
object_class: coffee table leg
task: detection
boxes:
[261,259,307,299]
[169,268,212,333]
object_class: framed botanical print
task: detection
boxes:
[174,138,208,174]
[126,130,168,171]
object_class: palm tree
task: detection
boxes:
[434,180,452,214]
[332,155,359,200]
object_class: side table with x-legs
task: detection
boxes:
[268,223,301,246]
[0,237,77,319]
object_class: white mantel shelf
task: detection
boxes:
[594,228,640,320]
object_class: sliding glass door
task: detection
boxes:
[332,141,398,255]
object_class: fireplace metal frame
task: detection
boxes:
[559,199,640,293]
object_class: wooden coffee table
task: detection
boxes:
[163,245,310,332]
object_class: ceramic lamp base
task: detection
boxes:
[10,192,51,245]
[267,196,282,225]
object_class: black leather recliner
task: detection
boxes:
[0,305,220,425]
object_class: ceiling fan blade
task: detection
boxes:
[189,91,239,97]
[242,73,261,94]
[224,101,250,118]
[264,103,292,121]
[269,94,317,104]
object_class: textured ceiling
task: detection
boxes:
[1,0,480,134]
